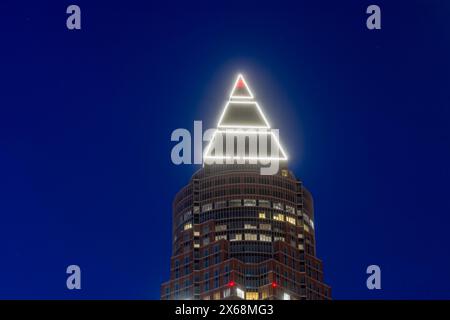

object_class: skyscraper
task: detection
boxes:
[161,75,331,300]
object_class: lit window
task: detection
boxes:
[244,224,257,229]
[286,216,296,225]
[310,220,315,229]
[281,169,288,177]
[260,234,272,242]
[286,205,295,214]
[259,200,271,208]
[230,234,242,241]
[202,203,213,212]
[274,236,285,242]
[298,244,304,250]
[194,243,200,248]
[236,288,245,299]
[245,233,257,241]
[215,224,227,232]
[273,213,285,221]
[259,212,266,219]
[261,289,269,300]
[223,288,231,298]
[297,233,304,239]
[229,199,242,207]
[244,199,256,207]
[246,292,259,300]
[303,214,310,223]
[215,235,227,241]
[273,202,283,210]
[283,293,291,300]
[203,295,210,300]
[214,292,220,300]
[193,206,200,213]
[194,231,200,237]
[184,223,192,230]
[304,224,310,233]
[260,224,271,231]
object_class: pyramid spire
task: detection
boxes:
[204,74,288,164]
[230,74,254,99]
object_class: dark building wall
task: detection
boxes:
[161,164,331,300]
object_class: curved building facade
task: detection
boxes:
[161,164,331,300]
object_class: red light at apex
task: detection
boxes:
[271,281,278,288]
[236,78,245,89]
[228,281,236,287]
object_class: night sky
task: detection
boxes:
[1,1,449,299]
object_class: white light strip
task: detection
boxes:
[203,130,288,161]
[270,131,288,160]
[202,129,218,159]
[217,101,271,129]
[229,74,254,99]
[204,155,287,161]
[216,130,271,135]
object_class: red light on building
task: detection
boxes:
[228,281,236,287]
[271,281,278,288]
[236,78,245,89]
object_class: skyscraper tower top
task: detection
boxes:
[161,74,331,300]
[204,74,288,166]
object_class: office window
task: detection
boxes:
[304,224,310,233]
[298,244,304,251]
[184,223,192,230]
[281,169,288,177]
[216,201,226,209]
[213,292,220,300]
[215,235,227,241]
[244,199,256,207]
[223,288,231,298]
[261,289,268,300]
[273,213,285,221]
[259,212,266,219]
[184,211,192,221]
[274,236,285,242]
[244,223,257,230]
[273,202,283,210]
[245,233,257,241]
[246,292,259,300]
[260,234,272,242]
[237,288,245,299]
[230,234,242,241]
[260,224,271,231]
[202,203,213,212]
[286,205,295,214]
[215,224,227,232]
[259,200,271,208]
[229,199,241,207]
[286,216,296,225]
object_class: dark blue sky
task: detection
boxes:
[1,1,449,299]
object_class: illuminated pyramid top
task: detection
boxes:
[204,74,288,164]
